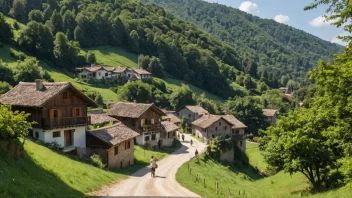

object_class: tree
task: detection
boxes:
[169,84,196,110]
[0,60,15,85]
[62,9,76,39]
[18,21,54,59]
[261,107,338,191]
[0,13,13,43]
[0,105,33,142]
[148,56,164,78]
[28,10,44,23]
[53,32,80,69]
[95,94,104,107]
[86,51,96,64]
[48,9,63,34]
[179,116,187,132]
[12,58,42,83]
[0,81,12,94]
[116,81,153,103]
[223,96,268,135]
[10,0,27,23]
[129,30,139,53]
[110,17,126,46]
[138,54,151,70]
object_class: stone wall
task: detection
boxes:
[107,139,134,169]
[220,148,234,162]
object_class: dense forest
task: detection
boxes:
[143,0,343,83]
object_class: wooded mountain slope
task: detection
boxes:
[143,0,343,82]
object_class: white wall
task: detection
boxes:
[95,70,107,80]
[42,126,86,148]
[32,128,44,141]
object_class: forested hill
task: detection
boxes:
[0,0,276,99]
[143,0,343,82]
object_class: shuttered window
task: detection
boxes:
[72,108,82,117]
[114,146,118,155]
[50,109,62,118]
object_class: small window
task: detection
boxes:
[105,73,108,76]
[151,134,156,140]
[98,72,101,76]
[76,108,80,117]
[53,109,58,118]
[53,131,60,138]
[219,122,221,126]
[145,136,150,141]
[224,126,227,130]
[114,146,119,155]
[188,114,191,118]
[232,130,234,134]
[63,92,68,99]
[127,141,131,149]
[236,130,240,134]
[240,140,243,147]
[35,132,39,139]
[215,127,217,131]
[212,134,215,138]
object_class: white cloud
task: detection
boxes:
[239,1,259,14]
[309,15,338,27]
[274,14,289,24]
[331,33,349,46]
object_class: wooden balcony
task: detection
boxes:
[41,116,91,129]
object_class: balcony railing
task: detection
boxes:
[41,116,91,129]
[134,123,161,132]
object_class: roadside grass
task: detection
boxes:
[246,141,267,172]
[82,46,138,68]
[0,140,124,198]
[114,141,182,175]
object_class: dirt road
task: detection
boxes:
[95,133,207,197]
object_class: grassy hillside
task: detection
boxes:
[176,141,352,198]
[0,139,181,197]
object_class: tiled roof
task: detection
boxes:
[262,109,278,117]
[192,114,247,129]
[166,112,181,124]
[133,68,151,75]
[107,102,166,118]
[88,123,139,146]
[0,82,97,107]
[177,105,209,114]
[88,111,119,125]
[222,115,247,129]
[161,121,179,132]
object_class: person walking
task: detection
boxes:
[150,156,157,177]
[195,149,198,157]
[190,139,193,146]
[182,133,185,142]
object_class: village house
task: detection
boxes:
[107,102,166,147]
[176,105,209,124]
[88,109,119,127]
[160,121,178,147]
[161,110,181,126]
[86,123,139,169]
[262,109,278,124]
[76,64,152,81]
[0,80,97,152]
[192,114,247,152]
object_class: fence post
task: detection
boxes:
[195,174,198,183]
[204,178,206,188]
[239,190,241,195]
[190,168,192,175]
[216,181,218,194]
[228,187,231,198]
[243,190,245,196]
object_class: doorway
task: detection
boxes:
[64,130,73,146]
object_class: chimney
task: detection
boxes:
[35,79,43,91]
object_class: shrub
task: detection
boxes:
[0,42,4,48]
[90,154,104,169]
[13,22,20,30]
[253,136,260,142]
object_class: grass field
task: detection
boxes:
[0,139,182,197]
[176,141,352,198]
[82,46,138,68]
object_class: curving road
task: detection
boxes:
[94,133,207,197]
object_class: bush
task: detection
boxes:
[13,22,20,30]
[0,42,4,48]
[90,154,104,169]
[253,136,260,142]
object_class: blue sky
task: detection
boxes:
[203,0,347,45]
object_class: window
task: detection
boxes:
[219,122,221,126]
[53,109,58,118]
[151,134,156,140]
[76,108,80,117]
[235,130,240,134]
[232,130,235,134]
[105,73,108,76]
[188,114,191,118]
[224,126,227,130]
[239,140,243,147]
[63,92,68,99]
[114,146,119,155]
[145,136,150,141]
[212,134,215,138]
[98,72,101,76]
[35,132,39,139]
[53,131,60,138]
[127,141,131,149]
[215,127,217,131]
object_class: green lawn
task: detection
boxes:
[82,46,138,68]
[176,142,352,198]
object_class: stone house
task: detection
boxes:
[262,109,278,124]
[160,121,178,147]
[86,123,139,169]
[176,105,209,124]
[161,110,181,126]
[192,114,247,152]
[107,102,166,147]
[88,109,119,126]
[132,68,152,80]
[0,80,97,152]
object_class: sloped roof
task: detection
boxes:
[113,66,127,73]
[133,68,151,75]
[262,109,278,117]
[192,114,247,129]
[88,110,119,125]
[102,66,116,72]
[84,65,105,72]
[177,105,209,115]
[222,115,247,129]
[87,123,139,146]
[0,82,97,107]
[162,121,179,132]
[107,102,166,118]
[166,112,181,123]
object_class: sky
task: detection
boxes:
[203,0,348,46]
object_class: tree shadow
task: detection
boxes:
[0,147,83,197]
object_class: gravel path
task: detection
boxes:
[94,133,207,197]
